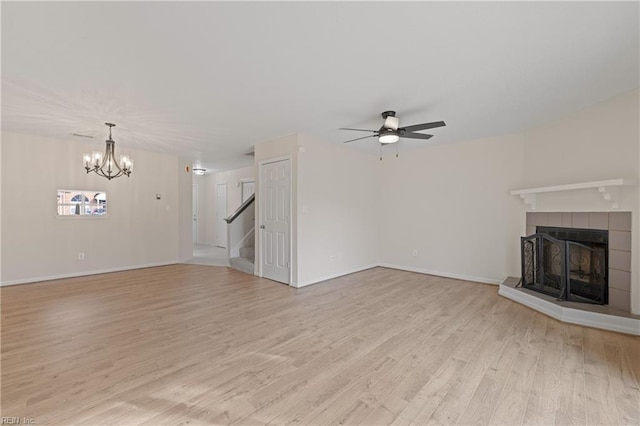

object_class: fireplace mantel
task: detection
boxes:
[511,179,635,210]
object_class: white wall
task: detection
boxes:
[3,91,636,312]
[521,89,639,313]
[522,89,639,187]
[0,134,3,282]
[215,166,256,216]
[296,134,380,287]
[378,133,525,284]
[201,174,216,245]
[253,133,380,287]
[178,158,193,261]
[214,166,254,246]
[1,131,188,284]
[198,166,255,246]
[374,89,638,313]
[193,174,207,244]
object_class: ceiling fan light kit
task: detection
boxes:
[340,110,446,156]
[378,130,400,144]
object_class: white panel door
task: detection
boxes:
[241,180,255,203]
[192,184,198,244]
[216,183,228,248]
[260,159,290,284]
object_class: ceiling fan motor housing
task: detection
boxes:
[381,111,399,131]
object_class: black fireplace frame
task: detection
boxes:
[521,227,608,305]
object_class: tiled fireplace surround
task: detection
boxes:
[525,211,632,312]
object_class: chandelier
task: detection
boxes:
[84,123,133,180]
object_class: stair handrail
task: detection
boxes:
[225,193,255,224]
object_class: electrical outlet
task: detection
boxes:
[412,249,418,257]
[78,252,85,260]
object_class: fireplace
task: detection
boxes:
[521,227,608,304]
[500,211,636,333]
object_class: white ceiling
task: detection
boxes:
[2,1,638,172]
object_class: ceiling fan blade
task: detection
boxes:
[343,134,377,143]
[401,133,433,140]
[401,121,446,132]
[339,127,377,132]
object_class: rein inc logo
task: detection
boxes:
[1,418,35,425]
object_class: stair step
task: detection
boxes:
[239,246,255,262]
[229,257,254,275]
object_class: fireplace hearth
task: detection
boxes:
[521,227,608,304]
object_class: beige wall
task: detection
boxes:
[204,166,255,246]
[193,175,206,244]
[522,90,639,187]
[252,133,380,287]
[0,134,3,282]
[376,89,638,313]
[296,134,380,287]
[178,158,193,261]
[1,131,189,284]
[378,133,525,283]
[521,89,639,313]
[194,166,255,246]
[2,90,637,312]
[215,166,256,216]
[374,89,638,314]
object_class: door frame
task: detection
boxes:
[192,183,198,244]
[216,182,228,248]
[257,155,293,285]
[240,177,256,203]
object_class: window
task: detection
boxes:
[57,190,107,216]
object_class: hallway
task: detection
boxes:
[186,244,228,267]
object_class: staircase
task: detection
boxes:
[230,246,254,274]
[225,194,255,275]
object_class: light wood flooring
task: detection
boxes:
[1,265,639,425]
[186,244,229,267]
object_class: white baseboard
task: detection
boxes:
[0,261,504,290]
[0,261,180,286]
[6,261,636,335]
[294,264,379,288]
[378,263,502,285]
[499,284,640,336]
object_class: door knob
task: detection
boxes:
[260,225,265,229]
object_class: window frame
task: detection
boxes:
[56,189,109,219]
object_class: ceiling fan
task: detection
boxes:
[340,111,446,144]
